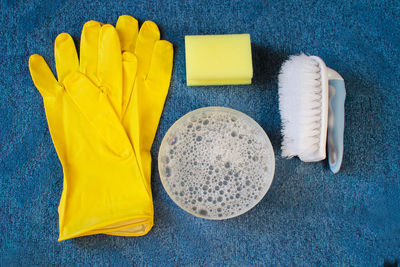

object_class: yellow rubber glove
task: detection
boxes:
[79,16,173,235]
[116,15,174,197]
[29,25,154,240]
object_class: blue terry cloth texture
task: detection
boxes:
[0,0,399,266]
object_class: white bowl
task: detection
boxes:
[158,107,275,220]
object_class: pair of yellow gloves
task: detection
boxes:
[29,15,173,241]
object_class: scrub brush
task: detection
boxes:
[278,53,346,173]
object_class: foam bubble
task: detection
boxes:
[165,167,171,177]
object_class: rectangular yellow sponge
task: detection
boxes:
[185,34,253,86]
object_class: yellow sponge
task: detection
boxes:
[185,34,253,86]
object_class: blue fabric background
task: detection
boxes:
[1,0,399,265]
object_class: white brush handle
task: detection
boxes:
[327,68,346,173]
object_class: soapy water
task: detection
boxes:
[158,107,275,220]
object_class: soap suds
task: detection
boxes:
[159,107,274,219]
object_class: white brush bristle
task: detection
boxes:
[278,54,324,161]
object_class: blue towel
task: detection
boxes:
[1,0,399,265]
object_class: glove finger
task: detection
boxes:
[140,40,173,150]
[63,71,132,157]
[54,33,79,83]
[146,40,173,91]
[116,15,139,53]
[121,51,138,118]
[98,24,123,117]
[135,21,160,78]
[80,20,102,80]
[29,54,61,98]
